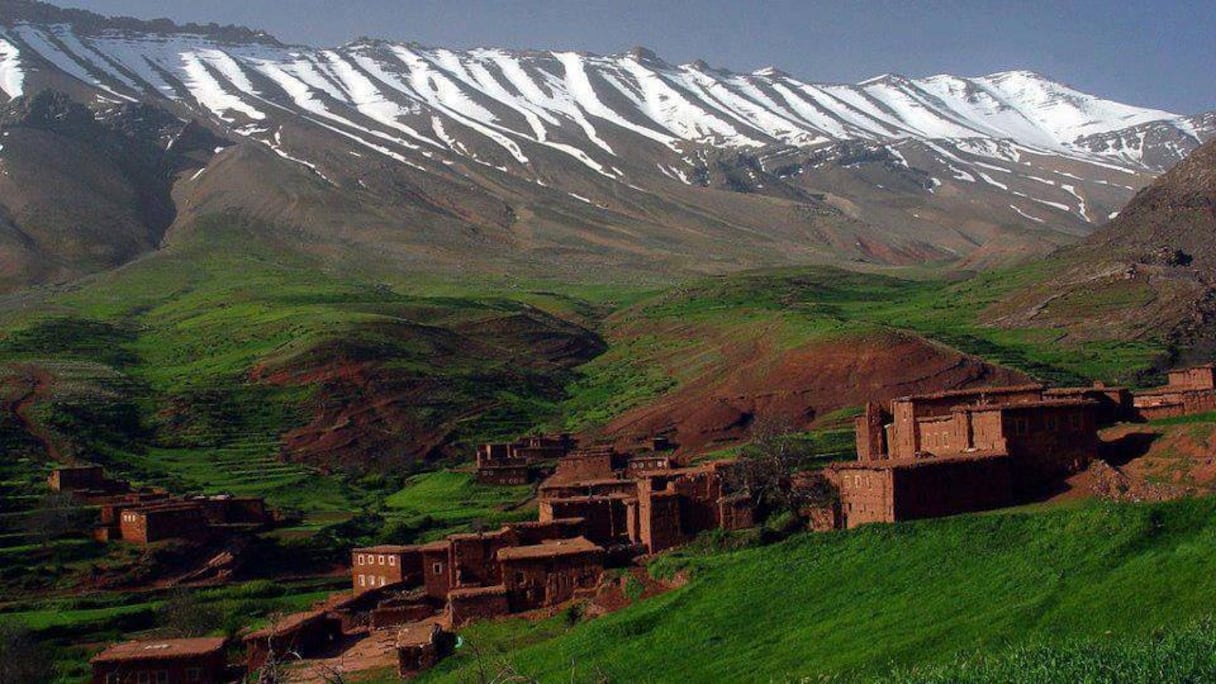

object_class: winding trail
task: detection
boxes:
[7,364,62,462]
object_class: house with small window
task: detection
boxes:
[90,637,227,684]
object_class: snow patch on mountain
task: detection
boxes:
[0,38,22,98]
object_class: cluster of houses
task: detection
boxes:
[49,464,273,544]
[824,364,1216,528]
[83,364,1216,682]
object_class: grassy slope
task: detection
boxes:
[424,497,1216,683]
[383,471,536,540]
[560,264,1170,434]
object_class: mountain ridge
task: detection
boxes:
[0,0,1212,291]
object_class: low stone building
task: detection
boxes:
[90,636,227,684]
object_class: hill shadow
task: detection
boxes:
[1100,431,1162,468]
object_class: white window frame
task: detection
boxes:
[388,556,396,566]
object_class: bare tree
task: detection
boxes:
[726,415,838,515]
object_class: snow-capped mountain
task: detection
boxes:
[0,0,1212,288]
[0,21,1204,173]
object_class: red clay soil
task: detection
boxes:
[597,329,1030,455]
[252,357,465,472]
[585,566,685,617]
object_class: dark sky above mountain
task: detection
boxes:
[54,0,1216,115]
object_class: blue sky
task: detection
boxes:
[56,0,1216,114]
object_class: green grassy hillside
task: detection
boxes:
[424,497,1216,683]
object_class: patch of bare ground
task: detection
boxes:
[599,330,1030,455]
[1052,420,1216,504]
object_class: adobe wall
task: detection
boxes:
[398,625,454,677]
[855,402,889,461]
[245,612,343,670]
[421,546,453,600]
[914,414,968,455]
[506,518,585,546]
[553,452,616,482]
[1169,366,1216,390]
[1002,404,1098,492]
[718,496,755,531]
[450,533,510,588]
[890,457,1014,521]
[501,552,604,612]
[448,588,510,626]
[198,497,268,525]
[477,465,531,485]
[1046,387,1136,425]
[835,467,894,528]
[119,506,207,544]
[49,466,105,492]
[539,479,637,501]
[889,401,919,460]
[370,602,434,630]
[638,490,683,553]
[352,548,419,594]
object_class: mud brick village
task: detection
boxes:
[44,364,1215,681]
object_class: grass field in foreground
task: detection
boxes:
[421,497,1216,683]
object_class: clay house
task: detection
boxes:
[536,464,756,555]
[420,540,454,600]
[48,464,108,493]
[119,502,209,545]
[1133,364,1216,420]
[92,492,173,542]
[397,623,456,677]
[829,453,1014,528]
[244,609,344,671]
[90,636,228,684]
[194,495,270,527]
[498,537,605,613]
[476,434,575,484]
[551,446,623,483]
[352,545,424,594]
[856,389,1098,488]
[840,384,1102,528]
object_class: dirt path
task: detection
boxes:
[7,364,62,462]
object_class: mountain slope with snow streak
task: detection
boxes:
[0,18,1206,173]
[0,2,1212,289]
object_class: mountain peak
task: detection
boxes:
[626,46,664,64]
